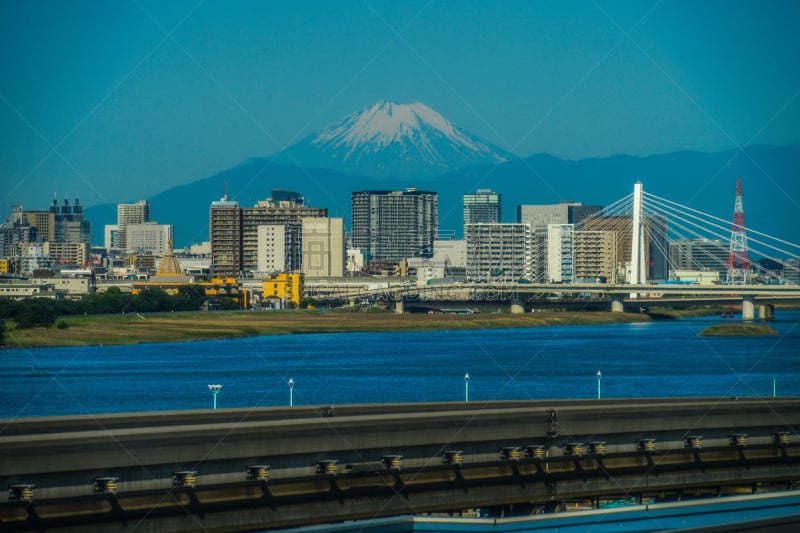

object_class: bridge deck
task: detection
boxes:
[2,398,799,531]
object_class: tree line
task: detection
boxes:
[0,286,240,331]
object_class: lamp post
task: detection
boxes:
[596,371,602,399]
[464,372,470,403]
[288,378,294,407]
[208,384,222,409]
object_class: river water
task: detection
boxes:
[1,312,799,419]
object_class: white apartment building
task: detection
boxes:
[465,223,534,282]
[257,224,301,274]
[547,224,573,283]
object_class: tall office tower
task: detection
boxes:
[516,202,602,282]
[546,224,573,283]
[117,200,151,250]
[209,195,242,277]
[669,239,729,277]
[463,189,501,236]
[583,214,669,282]
[573,230,618,283]
[209,190,327,277]
[26,194,92,246]
[302,217,345,277]
[465,223,534,282]
[351,189,438,262]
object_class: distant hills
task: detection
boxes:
[86,143,800,252]
[84,101,800,253]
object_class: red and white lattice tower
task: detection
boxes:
[726,177,750,284]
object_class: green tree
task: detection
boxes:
[15,298,58,329]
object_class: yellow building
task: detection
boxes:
[262,272,303,309]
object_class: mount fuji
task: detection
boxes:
[273,101,514,178]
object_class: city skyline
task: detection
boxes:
[2,1,799,213]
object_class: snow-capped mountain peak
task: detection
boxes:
[275,101,512,178]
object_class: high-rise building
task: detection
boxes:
[583,214,668,282]
[117,200,151,250]
[209,195,242,277]
[516,202,601,282]
[52,196,91,245]
[464,189,500,236]
[465,223,534,282]
[209,190,327,277]
[257,224,301,274]
[23,210,55,242]
[351,189,438,262]
[301,217,345,277]
[242,193,326,273]
[573,230,618,283]
[546,224,573,283]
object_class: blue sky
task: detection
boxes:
[2,0,799,210]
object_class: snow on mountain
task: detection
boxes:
[274,101,513,178]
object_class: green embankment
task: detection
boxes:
[698,323,778,337]
[3,310,651,349]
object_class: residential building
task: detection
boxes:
[516,202,601,282]
[465,223,534,282]
[209,190,327,277]
[547,224,573,283]
[43,241,89,268]
[301,217,345,277]
[257,224,301,274]
[573,230,618,283]
[583,214,668,282]
[209,195,243,277]
[351,189,438,262]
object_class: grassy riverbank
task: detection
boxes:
[3,309,651,349]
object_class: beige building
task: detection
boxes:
[573,230,618,283]
[301,217,345,277]
[43,241,89,268]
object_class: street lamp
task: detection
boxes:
[288,378,294,407]
[208,384,222,409]
[596,371,602,399]
[464,372,470,403]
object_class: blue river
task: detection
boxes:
[2,312,799,419]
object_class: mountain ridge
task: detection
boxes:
[85,143,800,251]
